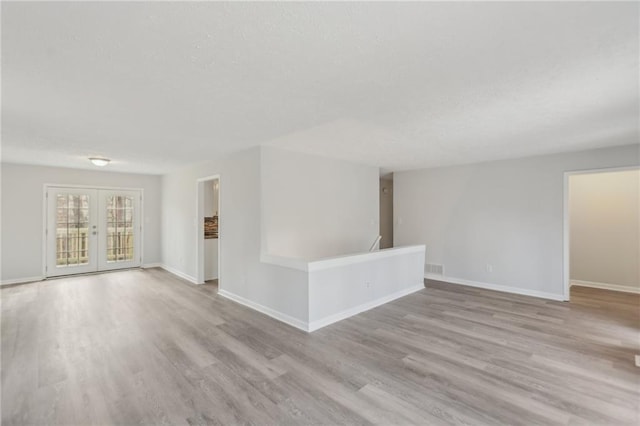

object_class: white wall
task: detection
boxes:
[394,144,640,299]
[161,151,248,283]
[204,239,219,281]
[0,163,162,282]
[379,178,394,249]
[570,169,639,289]
[161,146,381,325]
[308,246,425,330]
[203,179,219,216]
[161,148,309,323]
[260,146,379,259]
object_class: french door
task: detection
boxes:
[46,187,142,277]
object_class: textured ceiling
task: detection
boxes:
[2,2,638,174]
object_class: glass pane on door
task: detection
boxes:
[56,194,90,267]
[106,195,135,263]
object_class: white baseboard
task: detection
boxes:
[571,280,640,294]
[425,274,565,301]
[219,284,426,333]
[2,265,200,287]
[217,289,309,332]
[1,276,44,286]
[158,264,199,285]
[308,283,425,332]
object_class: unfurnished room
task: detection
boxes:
[1,1,639,425]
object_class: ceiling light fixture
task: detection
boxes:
[89,157,110,167]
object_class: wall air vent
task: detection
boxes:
[425,263,444,275]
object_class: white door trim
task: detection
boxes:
[562,165,640,301]
[97,189,142,271]
[43,184,145,278]
[45,187,99,277]
[195,175,221,285]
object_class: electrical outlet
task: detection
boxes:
[486,264,493,273]
[365,282,371,288]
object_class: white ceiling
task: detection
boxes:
[2,2,638,175]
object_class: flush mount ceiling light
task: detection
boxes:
[89,157,110,167]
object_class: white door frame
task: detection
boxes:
[45,187,100,277]
[97,189,143,272]
[195,175,221,285]
[562,165,639,300]
[42,184,145,278]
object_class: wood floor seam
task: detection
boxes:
[2,269,638,425]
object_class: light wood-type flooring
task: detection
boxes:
[1,269,639,425]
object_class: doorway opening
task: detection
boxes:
[44,185,143,277]
[380,175,394,249]
[196,175,220,287]
[563,166,639,300]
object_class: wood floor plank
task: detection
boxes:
[2,270,638,425]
